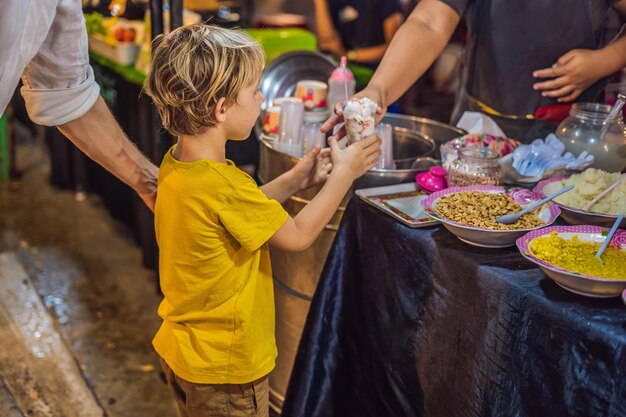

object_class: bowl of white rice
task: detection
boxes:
[534,169,626,228]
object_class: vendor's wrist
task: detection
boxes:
[346,49,358,61]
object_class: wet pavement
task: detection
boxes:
[0,130,177,416]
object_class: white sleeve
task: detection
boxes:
[21,0,100,126]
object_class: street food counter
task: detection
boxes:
[280,196,626,417]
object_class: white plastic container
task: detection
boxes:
[88,35,139,66]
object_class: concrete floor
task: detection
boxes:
[0,129,178,416]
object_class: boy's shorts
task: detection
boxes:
[160,357,269,417]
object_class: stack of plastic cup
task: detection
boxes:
[375,123,394,170]
[276,98,304,157]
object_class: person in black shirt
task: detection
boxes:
[314,0,404,69]
[322,0,626,142]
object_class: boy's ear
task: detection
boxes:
[214,97,228,123]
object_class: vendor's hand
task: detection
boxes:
[329,133,381,181]
[291,146,333,191]
[322,87,387,141]
[319,37,346,61]
[533,49,606,103]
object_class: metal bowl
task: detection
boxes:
[259,50,337,110]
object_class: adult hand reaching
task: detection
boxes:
[321,86,387,141]
[532,49,607,103]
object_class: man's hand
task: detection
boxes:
[533,49,607,103]
[291,146,333,191]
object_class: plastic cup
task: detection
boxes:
[262,106,281,140]
[344,97,378,143]
[295,80,328,113]
[374,123,394,170]
[276,98,304,157]
[301,123,326,154]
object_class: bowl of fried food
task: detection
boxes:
[421,185,560,248]
[517,226,626,297]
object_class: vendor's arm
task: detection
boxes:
[347,12,404,65]
[314,0,346,58]
[533,1,626,102]
[269,135,381,252]
[322,0,460,137]
[19,0,158,210]
[260,147,332,204]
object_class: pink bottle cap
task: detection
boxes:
[415,166,448,192]
[329,56,355,82]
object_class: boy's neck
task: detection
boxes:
[174,128,228,164]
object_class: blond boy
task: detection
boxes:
[145,24,381,417]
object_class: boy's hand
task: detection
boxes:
[329,134,382,180]
[532,49,605,103]
[292,146,333,191]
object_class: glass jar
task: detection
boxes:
[447,148,502,187]
[555,103,626,173]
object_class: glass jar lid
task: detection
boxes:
[457,147,500,161]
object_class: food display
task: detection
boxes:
[551,169,625,215]
[529,231,626,280]
[433,191,543,230]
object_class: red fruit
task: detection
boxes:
[122,28,136,43]
[113,27,124,42]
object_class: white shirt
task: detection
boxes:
[0,0,100,126]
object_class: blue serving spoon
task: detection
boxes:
[595,213,624,264]
[495,185,574,225]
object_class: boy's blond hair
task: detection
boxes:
[145,24,265,136]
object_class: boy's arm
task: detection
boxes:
[269,135,381,252]
[260,147,332,204]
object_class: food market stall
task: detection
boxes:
[279,195,626,417]
[256,59,626,414]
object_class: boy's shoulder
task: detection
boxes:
[209,161,256,188]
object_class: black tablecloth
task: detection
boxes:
[281,197,626,417]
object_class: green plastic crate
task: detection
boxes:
[245,28,317,65]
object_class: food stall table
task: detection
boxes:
[281,197,626,417]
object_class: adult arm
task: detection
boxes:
[19,0,158,209]
[533,0,626,102]
[347,12,404,64]
[314,0,346,58]
[57,97,159,209]
[322,0,461,137]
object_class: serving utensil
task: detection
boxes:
[496,185,574,224]
[582,174,625,211]
[599,93,625,139]
[595,213,624,264]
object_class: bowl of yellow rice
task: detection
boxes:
[517,225,626,297]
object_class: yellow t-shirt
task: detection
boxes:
[153,148,289,384]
